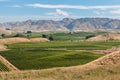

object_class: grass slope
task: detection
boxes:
[0,64,119,80]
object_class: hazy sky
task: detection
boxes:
[0,0,120,22]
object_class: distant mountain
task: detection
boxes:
[0,18,120,33]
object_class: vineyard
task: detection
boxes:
[0,61,10,72]
[0,40,120,70]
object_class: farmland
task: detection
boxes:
[4,31,106,41]
[0,40,120,70]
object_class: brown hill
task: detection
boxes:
[88,33,120,41]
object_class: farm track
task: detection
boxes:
[0,55,19,71]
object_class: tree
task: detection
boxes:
[1,34,6,38]
[42,34,47,38]
[26,31,32,38]
[14,33,22,37]
[5,28,11,30]
[26,31,32,34]
[85,35,95,39]
[49,36,54,41]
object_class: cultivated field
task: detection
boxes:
[0,40,120,70]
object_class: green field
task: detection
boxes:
[0,50,103,70]
[0,40,120,70]
[6,40,120,50]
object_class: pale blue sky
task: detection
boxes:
[0,0,120,22]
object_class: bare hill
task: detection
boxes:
[0,18,120,33]
[88,33,120,41]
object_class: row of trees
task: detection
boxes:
[0,30,54,41]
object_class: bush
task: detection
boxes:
[49,36,54,41]
[42,34,47,38]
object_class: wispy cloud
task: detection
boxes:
[47,9,69,16]
[110,9,120,15]
[9,5,22,8]
[94,11,105,15]
[1,15,120,23]
[0,15,68,22]
[26,4,120,10]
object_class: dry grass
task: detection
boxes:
[91,51,120,65]
[0,64,119,80]
[0,37,30,44]
[0,45,7,51]
[88,33,120,41]
[0,37,49,44]
[29,38,49,42]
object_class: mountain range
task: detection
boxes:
[0,18,120,33]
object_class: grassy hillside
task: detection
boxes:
[0,64,119,80]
